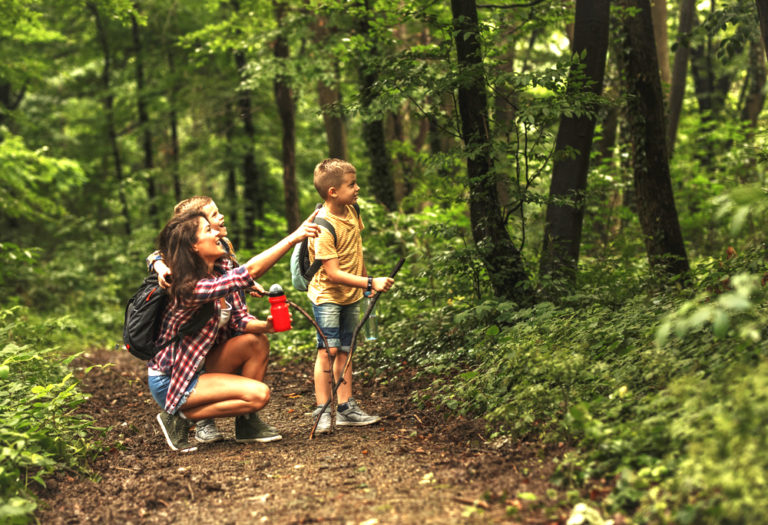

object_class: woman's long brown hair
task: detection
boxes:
[157,211,209,303]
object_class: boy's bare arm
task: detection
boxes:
[321,258,394,292]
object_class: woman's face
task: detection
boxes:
[202,201,227,238]
[193,217,225,261]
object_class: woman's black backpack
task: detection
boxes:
[123,273,214,360]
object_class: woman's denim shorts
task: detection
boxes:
[312,300,361,352]
[148,372,200,411]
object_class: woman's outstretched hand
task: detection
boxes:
[290,208,322,245]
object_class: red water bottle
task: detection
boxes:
[268,284,291,332]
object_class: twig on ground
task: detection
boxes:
[453,496,490,509]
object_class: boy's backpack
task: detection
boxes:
[123,273,214,360]
[290,203,360,292]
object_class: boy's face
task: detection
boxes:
[332,171,359,206]
[202,201,227,238]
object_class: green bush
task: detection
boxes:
[0,307,102,524]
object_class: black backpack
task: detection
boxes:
[123,273,214,360]
[290,203,360,291]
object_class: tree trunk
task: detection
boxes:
[540,0,610,282]
[755,0,768,61]
[224,103,241,247]
[317,75,348,160]
[131,13,157,222]
[313,17,348,160]
[667,0,695,155]
[651,0,671,90]
[274,1,300,232]
[742,37,766,127]
[167,47,182,203]
[451,0,528,301]
[357,0,396,210]
[90,2,131,236]
[619,0,689,278]
[234,49,263,246]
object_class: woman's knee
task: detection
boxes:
[243,382,270,410]
[242,333,269,358]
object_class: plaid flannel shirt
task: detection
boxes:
[148,263,256,414]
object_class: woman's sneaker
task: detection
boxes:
[195,418,224,443]
[235,413,282,443]
[312,405,332,434]
[156,412,197,453]
[336,399,381,427]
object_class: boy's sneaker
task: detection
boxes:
[195,418,224,443]
[312,405,332,434]
[156,412,197,453]
[336,399,381,427]
[235,413,282,443]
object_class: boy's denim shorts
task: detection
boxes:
[312,300,361,352]
[148,372,200,411]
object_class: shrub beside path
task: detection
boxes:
[35,348,577,524]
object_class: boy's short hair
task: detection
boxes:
[314,159,356,199]
[173,196,212,216]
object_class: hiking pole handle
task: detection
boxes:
[389,257,405,279]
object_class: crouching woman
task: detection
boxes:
[149,209,319,452]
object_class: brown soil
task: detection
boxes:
[35,348,580,524]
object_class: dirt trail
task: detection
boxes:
[35,348,572,524]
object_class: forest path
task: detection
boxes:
[35,348,571,524]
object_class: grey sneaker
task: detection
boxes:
[336,399,381,427]
[195,418,224,443]
[235,413,282,443]
[312,405,332,434]
[156,412,197,452]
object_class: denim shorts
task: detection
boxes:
[148,372,200,411]
[312,300,361,352]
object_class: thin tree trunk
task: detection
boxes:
[620,0,689,278]
[90,2,131,236]
[651,0,671,90]
[451,0,528,301]
[131,12,157,222]
[755,0,768,61]
[224,103,240,247]
[540,0,610,282]
[273,1,300,232]
[167,47,181,203]
[742,37,766,127]
[357,0,395,210]
[667,0,695,155]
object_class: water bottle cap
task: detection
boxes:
[268,283,285,297]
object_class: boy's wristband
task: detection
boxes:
[366,276,373,292]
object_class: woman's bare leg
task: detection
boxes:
[204,333,269,380]
[181,373,270,420]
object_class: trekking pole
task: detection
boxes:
[308,257,405,439]
[287,301,337,431]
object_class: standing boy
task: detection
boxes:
[307,159,394,433]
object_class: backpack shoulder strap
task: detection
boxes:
[313,217,337,244]
[352,202,360,217]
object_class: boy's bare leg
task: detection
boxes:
[314,348,334,405]
[334,351,353,404]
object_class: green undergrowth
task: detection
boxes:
[358,245,768,523]
[0,308,106,523]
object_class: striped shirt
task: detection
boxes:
[307,204,365,306]
[148,263,256,414]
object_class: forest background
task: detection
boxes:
[3,0,768,523]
